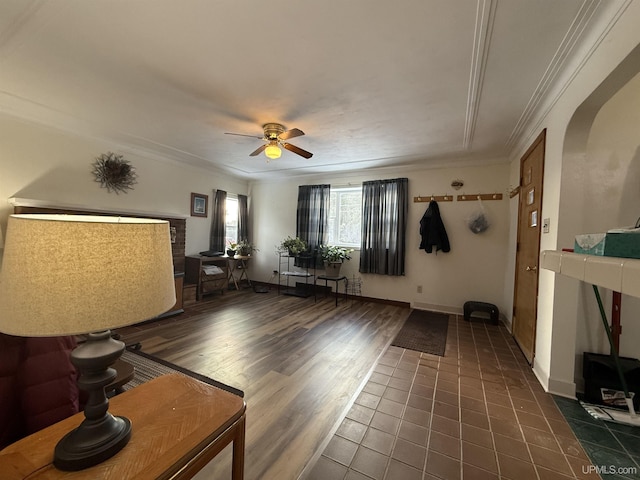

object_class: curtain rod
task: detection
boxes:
[330,182,362,188]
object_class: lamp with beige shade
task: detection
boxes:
[0,214,176,470]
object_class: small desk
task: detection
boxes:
[185,256,229,300]
[0,374,246,480]
[316,275,348,306]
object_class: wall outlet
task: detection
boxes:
[417,285,423,293]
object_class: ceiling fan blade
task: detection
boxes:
[278,128,305,141]
[249,144,267,156]
[283,143,313,159]
[225,132,264,139]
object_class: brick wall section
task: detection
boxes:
[168,218,186,273]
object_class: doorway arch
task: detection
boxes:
[546,42,640,398]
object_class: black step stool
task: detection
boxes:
[463,301,499,325]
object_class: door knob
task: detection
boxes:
[526,265,537,272]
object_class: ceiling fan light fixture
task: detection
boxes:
[226,123,312,159]
[265,143,281,160]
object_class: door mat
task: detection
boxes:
[121,348,244,397]
[391,310,449,356]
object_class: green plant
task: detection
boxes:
[279,236,307,255]
[235,239,257,256]
[320,245,354,263]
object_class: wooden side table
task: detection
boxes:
[0,374,246,480]
[227,256,252,290]
[185,255,229,300]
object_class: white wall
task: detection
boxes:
[573,71,640,380]
[1,115,512,317]
[5,3,639,402]
[0,115,249,259]
[507,2,640,397]
[250,163,510,314]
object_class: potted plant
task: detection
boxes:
[279,236,307,256]
[235,239,257,257]
[320,245,354,276]
[226,241,238,257]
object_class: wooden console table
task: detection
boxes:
[0,374,246,479]
[185,255,229,300]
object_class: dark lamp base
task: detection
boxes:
[53,330,131,471]
[54,414,131,471]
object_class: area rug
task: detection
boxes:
[121,348,244,397]
[391,309,449,356]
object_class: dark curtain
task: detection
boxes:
[359,178,408,275]
[296,184,330,266]
[209,189,227,252]
[238,194,249,242]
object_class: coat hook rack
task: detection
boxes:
[457,193,503,201]
[414,194,454,203]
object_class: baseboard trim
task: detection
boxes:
[547,378,577,399]
[260,282,411,308]
[410,302,509,326]
[533,362,576,399]
[353,295,410,308]
[411,302,462,315]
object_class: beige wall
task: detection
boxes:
[3,2,640,400]
[250,163,510,313]
[573,71,640,380]
[1,114,512,316]
[507,2,640,397]
[0,115,249,260]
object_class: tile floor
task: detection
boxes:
[554,396,640,479]
[305,313,640,480]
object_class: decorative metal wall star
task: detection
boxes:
[92,152,137,194]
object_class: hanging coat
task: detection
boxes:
[419,200,450,253]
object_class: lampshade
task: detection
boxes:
[0,214,176,336]
[265,143,281,160]
[0,214,176,470]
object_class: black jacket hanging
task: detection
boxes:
[419,200,450,253]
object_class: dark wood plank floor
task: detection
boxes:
[116,288,410,480]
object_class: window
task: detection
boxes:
[225,195,238,245]
[328,187,361,248]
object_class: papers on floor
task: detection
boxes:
[607,226,640,233]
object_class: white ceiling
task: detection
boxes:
[0,0,627,180]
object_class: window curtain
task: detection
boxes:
[359,178,408,276]
[296,184,330,267]
[209,189,227,252]
[237,194,249,242]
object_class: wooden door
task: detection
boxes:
[513,130,546,364]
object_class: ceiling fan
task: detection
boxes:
[225,123,313,160]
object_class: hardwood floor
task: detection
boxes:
[116,288,410,480]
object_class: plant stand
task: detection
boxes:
[278,253,315,298]
[316,275,347,307]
